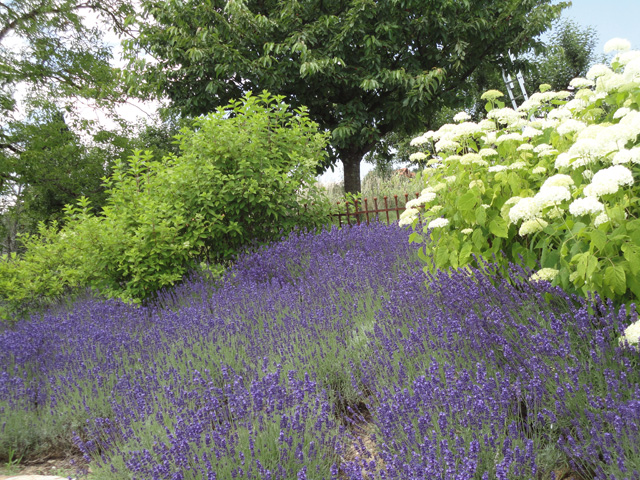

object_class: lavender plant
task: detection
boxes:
[1,223,638,479]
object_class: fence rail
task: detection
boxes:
[331,193,420,226]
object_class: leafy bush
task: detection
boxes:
[404,39,640,308]
[0,92,330,317]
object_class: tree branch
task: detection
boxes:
[0,142,23,154]
[0,1,95,43]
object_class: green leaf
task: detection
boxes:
[457,192,477,213]
[435,246,450,268]
[604,265,626,296]
[409,232,423,244]
[475,206,487,226]
[489,218,509,238]
[459,242,473,265]
[472,228,485,249]
[622,243,640,275]
[590,229,607,252]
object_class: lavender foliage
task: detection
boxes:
[1,223,639,480]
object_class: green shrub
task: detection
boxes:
[0,92,330,319]
[404,42,640,308]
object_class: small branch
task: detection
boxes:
[0,143,22,154]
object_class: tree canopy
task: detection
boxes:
[128,0,567,192]
[0,0,137,251]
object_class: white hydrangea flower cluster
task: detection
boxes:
[517,143,534,152]
[583,165,634,197]
[460,153,482,165]
[453,111,471,123]
[612,147,640,165]
[522,126,543,138]
[508,182,571,224]
[533,143,553,154]
[427,218,449,229]
[435,139,460,152]
[409,152,427,162]
[529,268,559,282]
[508,161,526,170]
[508,197,542,223]
[405,191,437,209]
[569,77,594,89]
[619,318,640,350]
[604,38,631,54]
[479,148,498,157]
[518,91,566,113]
[495,132,524,144]
[556,119,587,136]
[410,130,436,146]
[398,207,419,227]
[542,174,574,189]
[534,185,571,208]
[568,197,605,216]
[519,218,548,236]
[487,108,526,126]
[594,212,610,227]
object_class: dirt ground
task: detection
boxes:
[0,455,92,480]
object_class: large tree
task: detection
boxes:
[127,0,566,193]
[0,0,138,251]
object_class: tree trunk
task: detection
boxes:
[342,152,362,194]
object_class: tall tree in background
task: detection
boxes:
[0,0,136,252]
[527,18,602,92]
[127,0,567,193]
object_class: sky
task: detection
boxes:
[318,0,640,185]
[563,0,640,53]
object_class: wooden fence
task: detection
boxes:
[331,193,420,226]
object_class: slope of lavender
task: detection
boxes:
[1,223,638,480]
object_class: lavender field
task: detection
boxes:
[1,223,639,479]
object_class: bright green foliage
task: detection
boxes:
[126,0,566,193]
[0,92,330,317]
[406,47,640,308]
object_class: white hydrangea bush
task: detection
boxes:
[406,40,640,306]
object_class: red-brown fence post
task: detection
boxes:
[364,198,370,225]
[384,196,390,224]
[373,197,379,224]
[394,195,400,221]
